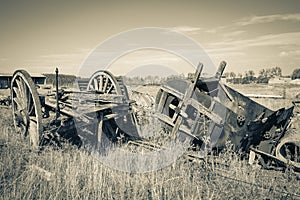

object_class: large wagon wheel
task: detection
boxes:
[11,70,43,148]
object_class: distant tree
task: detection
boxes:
[259,69,266,77]
[244,71,249,80]
[248,70,255,77]
[229,72,236,78]
[266,68,272,78]
[273,67,282,77]
[246,70,255,82]
[292,69,300,80]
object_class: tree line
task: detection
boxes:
[224,66,290,84]
[43,74,77,87]
[123,74,186,86]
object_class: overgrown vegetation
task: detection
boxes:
[0,83,300,199]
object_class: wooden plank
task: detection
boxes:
[77,104,128,114]
[219,83,235,102]
[157,91,168,113]
[178,126,198,140]
[170,63,203,137]
[155,113,174,126]
[45,100,79,117]
[187,98,223,125]
[171,116,183,137]
[99,75,103,92]
[169,104,188,119]
[97,113,103,143]
[245,94,284,99]
[103,112,129,121]
[160,85,184,100]
[184,63,203,99]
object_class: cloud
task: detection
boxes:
[110,50,184,65]
[223,30,245,38]
[209,32,300,49]
[279,50,300,57]
[40,53,82,59]
[171,26,202,33]
[235,13,300,26]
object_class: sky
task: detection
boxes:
[0,0,300,77]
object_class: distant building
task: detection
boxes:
[0,74,10,89]
[268,77,289,84]
[0,73,46,89]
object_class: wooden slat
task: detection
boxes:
[97,113,103,143]
[219,83,235,102]
[170,63,203,137]
[178,125,198,140]
[245,94,284,99]
[45,100,79,117]
[187,98,223,125]
[157,91,168,113]
[155,113,174,126]
[160,85,184,100]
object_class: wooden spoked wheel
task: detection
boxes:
[86,70,124,150]
[87,70,122,95]
[11,70,43,148]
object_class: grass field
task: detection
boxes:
[0,83,300,199]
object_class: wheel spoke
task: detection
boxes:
[99,75,103,92]
[25,85,32,111]
[103,76,108,93]
[14,80,28,109]
[13,97,24,110]
[14,113,27,134]
[14,110,24,125]
[13,87,27,109]
[28,101,34,116]
[28,117,39,147]
[107,84,114,93]
[13,86,22,99]
[94,78,99,91]
[16,79,25,99]
[89,84,94,90]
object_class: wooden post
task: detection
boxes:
[171,63,203,137]
[55,67,60,122]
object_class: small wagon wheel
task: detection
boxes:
[87,70,122,95]
[275,133,300,171]
[11,70,43,148]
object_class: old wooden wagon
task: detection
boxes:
[10,62,300,171]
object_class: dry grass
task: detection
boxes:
[0,83,300,199]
